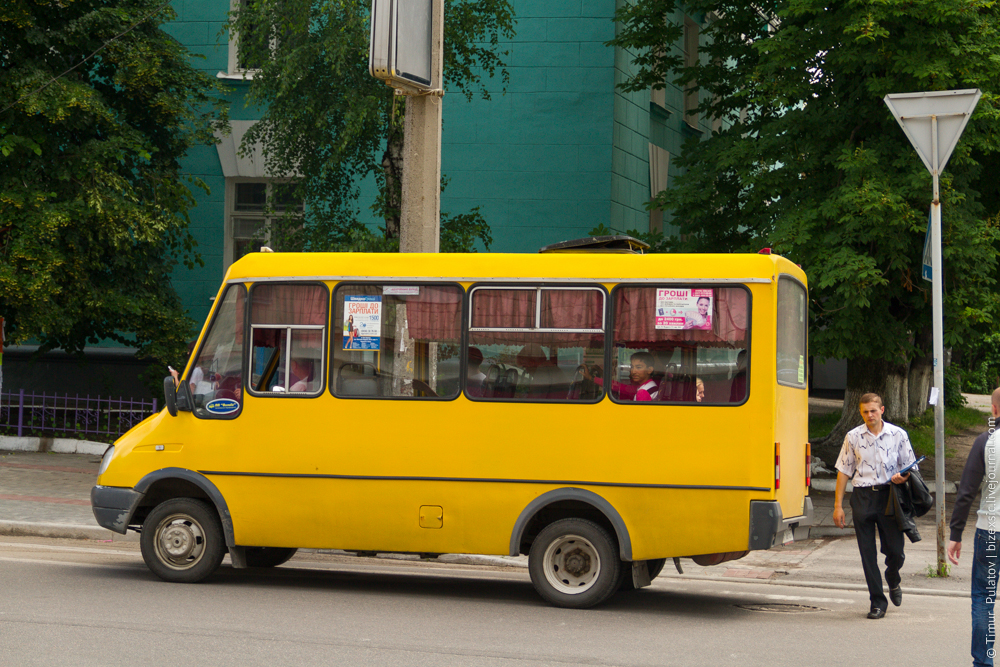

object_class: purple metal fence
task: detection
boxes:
[0,389,158,439]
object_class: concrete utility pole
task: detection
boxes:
[884,89,981,576]
[368,0,443,253]
[398,0,443,254]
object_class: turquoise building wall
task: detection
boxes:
[163,0,257,327]
[165,1,711,325]
[440,0,616,253]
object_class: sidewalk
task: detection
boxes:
[0,447,974,597]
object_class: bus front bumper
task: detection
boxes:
[91,485,144,535]
[748,497,814,550]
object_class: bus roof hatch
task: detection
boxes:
[538,235,650,254]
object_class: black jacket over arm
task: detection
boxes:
[888,469,935,543]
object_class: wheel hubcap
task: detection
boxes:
[154,514,206,570]
[543,534,601,594]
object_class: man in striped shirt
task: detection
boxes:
[833,392,917,619]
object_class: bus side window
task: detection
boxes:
[331,284,463,399]
[249,283,328,396]
[611,286,750,404]
[776,276,807,389]
[467,286,606,402]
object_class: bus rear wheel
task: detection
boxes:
[245,547,298,568]
[528,518,621,609]
[140,498,225,583]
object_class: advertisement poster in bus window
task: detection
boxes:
[343,295,382,350]
[655,289,713,330]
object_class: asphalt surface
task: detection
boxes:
[0,536,972,666]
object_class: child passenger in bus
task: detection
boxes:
[582,351,659,401]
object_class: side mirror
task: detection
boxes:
[163,377,178,417]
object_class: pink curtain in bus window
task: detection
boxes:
[714,288,748,342]
[251,284,328,346]
[405,286,462,341]
[252,284,328,324]
[471,289,535,328]
[540,290,603,329]
[614,287,747,346]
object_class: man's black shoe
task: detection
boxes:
[890,587,902,606]
[867,607,887,619]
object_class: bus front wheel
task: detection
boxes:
[528,518,621,609]
[140,498,225,583]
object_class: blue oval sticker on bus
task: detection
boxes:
[205,398,240,415]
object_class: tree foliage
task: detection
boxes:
[612,0,1000,442]
[230,0,514,252]
[0,0,229,378]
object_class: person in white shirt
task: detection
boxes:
[832,392,916,619]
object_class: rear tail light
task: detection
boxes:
[774,442,781,490]
[806,442,812,491]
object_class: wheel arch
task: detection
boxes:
[134,468,235,548]
[509,488,633,561]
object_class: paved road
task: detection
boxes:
[0,536,970,667]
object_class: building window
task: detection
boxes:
[225,180,303,270]
[683,17,699,128]
[648,144,670,234]
[228,0,265,76]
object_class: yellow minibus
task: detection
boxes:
[92,246,813,608]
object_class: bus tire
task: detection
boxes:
[140,498,225,583]
[245,547,297,568]
[528,518,621,609]
[618,558,667,591]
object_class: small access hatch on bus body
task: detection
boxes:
[419,505,443,529]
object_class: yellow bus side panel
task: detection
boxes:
[774,383,809,519]
[212,476,763,559]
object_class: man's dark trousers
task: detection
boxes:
[850,485,905,610]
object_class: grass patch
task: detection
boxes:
[809,411,841,440]
[907,406,989,457]
[925,562,952,578]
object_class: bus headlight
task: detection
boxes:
[98,446,115,476]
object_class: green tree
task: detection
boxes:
[612,0,1000,453]
[0,0,230,386]
[229,0,514,252]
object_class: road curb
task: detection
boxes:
[0,520,115,541]
[810,526,855,537]
[1,437,109,456]
[659,573,969,598]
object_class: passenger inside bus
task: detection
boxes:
[467,347,487,397]
[516,343,569,399]
[288,353,317,393]
[582,351,659,401]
